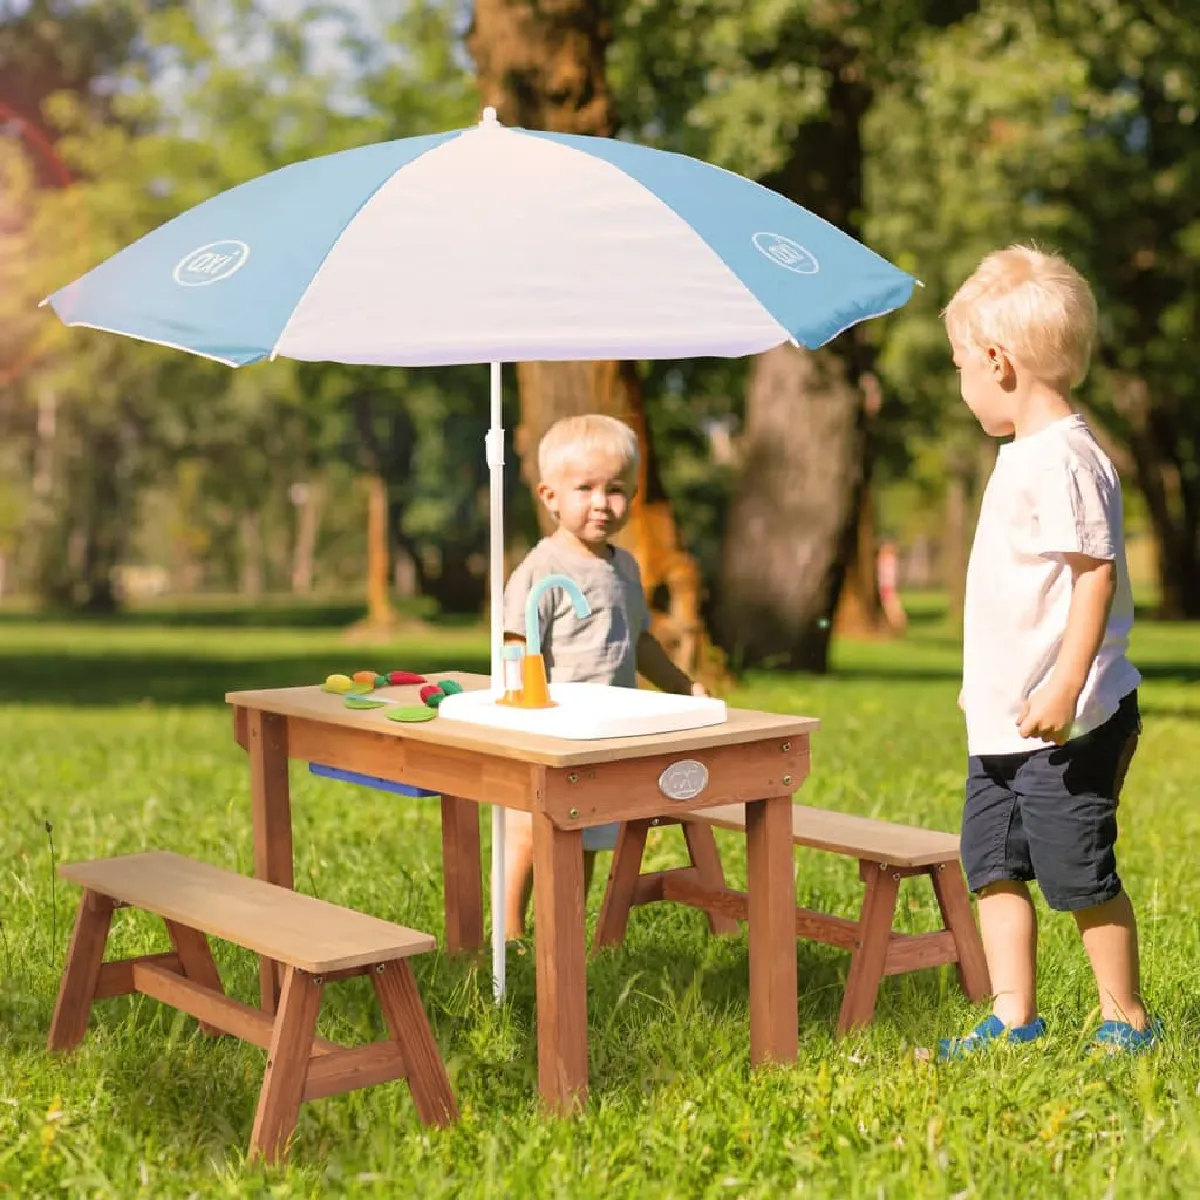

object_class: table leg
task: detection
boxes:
[531,810,587,1115]
[247,708,293,1013]
[440,795,484,953]
[745,794,799,1066]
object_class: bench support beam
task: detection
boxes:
[595,815,991,1034]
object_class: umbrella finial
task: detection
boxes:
[481,106,500,127]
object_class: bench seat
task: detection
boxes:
[48,851,457,1163]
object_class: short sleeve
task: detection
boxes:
[502,554,534,638]
[1031,461,1117,561]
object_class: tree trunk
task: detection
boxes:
[715,344,868,671]
[469,0,715,681]
[1110,373,1200,618]
[239,510,264,600]
[833,373,885,638]
[289,481,322,595]
[715,35,876,673]
[364,472,394,626]
[349,393,405,634]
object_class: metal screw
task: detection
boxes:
[569,807,579,819]
[893,873,901,882]
[568,772,579,784]
[312,974,325,985]
[781,742,791,752]
[782,775,792,786]
[375,963,386,974]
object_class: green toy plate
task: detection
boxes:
[385,705,437,724]
[344,697,388,710]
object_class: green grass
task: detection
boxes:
[1,605,1198,1198]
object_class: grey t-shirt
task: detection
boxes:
[503,537,650,688]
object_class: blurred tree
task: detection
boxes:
[468,0,719,683]
[609,0,977,671]
[867,0,1200,616]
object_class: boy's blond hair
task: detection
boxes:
[538,414,639,483]
[943,244,1098,387]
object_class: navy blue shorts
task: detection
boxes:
[961,691,1141,912]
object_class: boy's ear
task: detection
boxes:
[985,344,1013,380]
[536,479,556,514]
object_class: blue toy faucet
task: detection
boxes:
[524,573,590,654]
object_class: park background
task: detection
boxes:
[1,1,1198,1196]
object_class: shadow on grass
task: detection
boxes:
[0,600,483,632]
[831,661,1200,686]
[0,639,491,706]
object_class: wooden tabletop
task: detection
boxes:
[226,672,818,769]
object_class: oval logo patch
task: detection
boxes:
[752,232,819,275]
[173,240,250,287]
[658,759,709,803]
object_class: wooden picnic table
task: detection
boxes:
[227,672,818,1115]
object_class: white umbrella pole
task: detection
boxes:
[486,361,506,1001]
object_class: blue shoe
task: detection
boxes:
[1092,1015,1163,1055]
[937,1014,1047,1061]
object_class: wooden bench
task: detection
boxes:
[47,851,458,1163]
[594,804,991,1035]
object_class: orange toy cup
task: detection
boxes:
[517,653,554,709]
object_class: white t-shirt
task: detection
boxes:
[962,415,1141,757]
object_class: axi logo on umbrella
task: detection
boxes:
[752,232,819,275]
[172,240,250,286]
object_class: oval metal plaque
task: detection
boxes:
[658,759,709,802]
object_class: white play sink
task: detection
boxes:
[436,682,727,740]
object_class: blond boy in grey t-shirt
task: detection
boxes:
[501,414,705,937]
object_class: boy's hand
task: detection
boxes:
[691,681,708,698]
[1016,683,1077,745]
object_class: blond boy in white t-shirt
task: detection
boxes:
[939,245,1159,1058]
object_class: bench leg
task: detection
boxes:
[931,862,991,1003]
[47,889,115,1052]
[165,920,225,1036]
[837,863,901,1035]
[681,823,740,938]
[250,965,323,1165]
[440,795,484,954]
[593,820,651,951]
[374,960,458,1127]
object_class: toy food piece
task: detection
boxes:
[388,671,426,686]
[385,705,437,723]
[418,685,440,704]
[373,674,391,689]
[322,673,354,694]
[439,680,464,696]
[345,696,387,710]
[352,670,377,686]
[346,682,374,695]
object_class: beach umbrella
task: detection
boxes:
[43,107,917,998]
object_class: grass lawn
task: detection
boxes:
[1,603,1198,1198]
